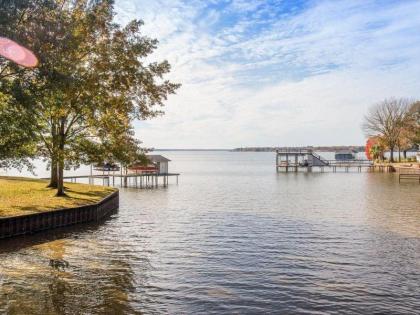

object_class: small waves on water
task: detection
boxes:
[123,209,419,314]
[0,151,419,314]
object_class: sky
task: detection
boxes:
[114,0,420,149]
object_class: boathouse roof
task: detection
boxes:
[335,150,356,154]
[147,155,171,162]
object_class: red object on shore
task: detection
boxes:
[0,37,38,67]
[365,138,375,160]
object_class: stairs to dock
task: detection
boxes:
[309,152,329,166]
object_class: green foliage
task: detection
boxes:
[0,92,37,170]
[0,0,180,195]
[369,144,382,161]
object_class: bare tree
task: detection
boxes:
[395,101,420,159]
[362,98,411,162]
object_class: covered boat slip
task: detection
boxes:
[334,150,357,160]
[276,149,373,172]
[127,155,170,174]
[56,154,179,188]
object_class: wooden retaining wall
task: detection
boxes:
[0,190,119,239]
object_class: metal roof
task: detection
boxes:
[146,155,171,162]
[335,150,356,154]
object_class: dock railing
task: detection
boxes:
[276,148,313,154]
[327,159,373,166]
[399,173,420,183]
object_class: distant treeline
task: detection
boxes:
[232,146,365,152]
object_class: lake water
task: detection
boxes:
[0,151,419,314]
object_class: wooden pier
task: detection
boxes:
[399,173,420,183]
[43,154,180,189]
[398,166,420,183]
[276,149,374,173]
[59,173,180,188]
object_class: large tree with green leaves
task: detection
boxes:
[0,0,42,170]
[0,0,179,195]
[0,91,37,170]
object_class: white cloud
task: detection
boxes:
[114,0,420,148]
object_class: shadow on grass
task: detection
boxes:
[0,176,116,217]
[1,189,114,216]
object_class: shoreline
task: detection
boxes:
[0,177,119,239]
[0,176,117,217]
[0,190,119,239]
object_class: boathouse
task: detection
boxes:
[128,155,171,174]
[334,150,356,160]
[276,148,373,173]
[276,148,329,170]
[147,155,170,174]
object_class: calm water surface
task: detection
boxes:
[0,151,419,314]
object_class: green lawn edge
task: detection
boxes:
[0,176,117,218]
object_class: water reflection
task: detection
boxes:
[363,173,420,237]
[0,152,419,314]
[0,213,142,315]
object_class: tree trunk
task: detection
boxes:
[47,122,58,188]
[403,150,407,159]
[56,118,66,197]
[56,155,65,196]
[47,157,58,188]
[398,148,401,162]
[389,148,394,162]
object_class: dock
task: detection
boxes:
[107,173,179,188]
[398,167,420,183]
[43,173,180,189]
[399,173,420,183]
[56,154,180,189]
[276,148,374,172]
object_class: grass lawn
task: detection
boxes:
[0,176,117,218]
